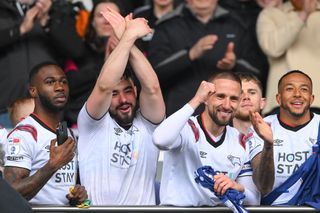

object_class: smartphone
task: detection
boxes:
[56,121,68,146]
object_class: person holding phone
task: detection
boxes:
[3,62,88,205]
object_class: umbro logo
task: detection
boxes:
[127,125,139,135]
[200,151,207,158]
[114,127,123,135]
[273,139,283,146]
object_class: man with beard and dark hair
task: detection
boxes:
[232,72,266,135]
[3,62,88,205]
[247,70,319,204]
[153,71,260,206]
[77,8,165,205]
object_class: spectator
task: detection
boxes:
[219,0,270,95]
[232,72,266,135]
[8,97,35,127]
[3,62,87,205]
[64,0,121,127]
[153,71,259,206]
[255,0,283,8]
[149,0,267,116]
[77,8,165,205]
[133,0,175,55]
[115,0,146,15]
[248,70,318,204]
[0,0,79,128]
[256,0,320,114]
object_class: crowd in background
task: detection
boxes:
[1,0,319,128]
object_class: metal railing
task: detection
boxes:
[32,206,317,212]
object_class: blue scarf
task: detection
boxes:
[262,122,320,209]
[194,166,248,213]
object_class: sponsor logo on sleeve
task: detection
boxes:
[8,137,21,155]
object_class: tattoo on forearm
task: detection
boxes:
[257,146,274,195]
[4,166,56,200]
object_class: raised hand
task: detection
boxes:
[35,0,52,17]
[124,16,152,40]
[100,6,126,40]
[217,42,236,70]
[303,0,317,15]
[101,7,151,42]
[189,35,218,61]
[188,81,215,110]
[249,111,273,145]
[35,0,52,26]
[296,0,317,22]
[20,6,40,35]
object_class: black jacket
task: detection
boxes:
[64,43,105,126]
[149,4,268,116]
[0,0,82,113]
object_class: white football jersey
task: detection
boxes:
[77,105,159,205]
[4,114,77,205]
[160,115,249,206]
[247,113,320,204]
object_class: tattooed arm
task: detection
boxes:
[4,138,75,200]
[4,165,57,200]
[250,112,275,195]
[251,149,274,196]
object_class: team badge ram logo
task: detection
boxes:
[309,137,316,144]
[227,155,241,166]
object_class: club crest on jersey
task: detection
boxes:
[273,139,284,146]
[227,155,241,166]
[309,137,317,144]
[8,137,21,155]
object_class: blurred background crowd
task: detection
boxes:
[0,0,319,129]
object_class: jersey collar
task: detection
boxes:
[197,113,226,148]
[30,113,56,134]
[277,112,314,132]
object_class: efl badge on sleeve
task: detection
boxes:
[8,138,21,155]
